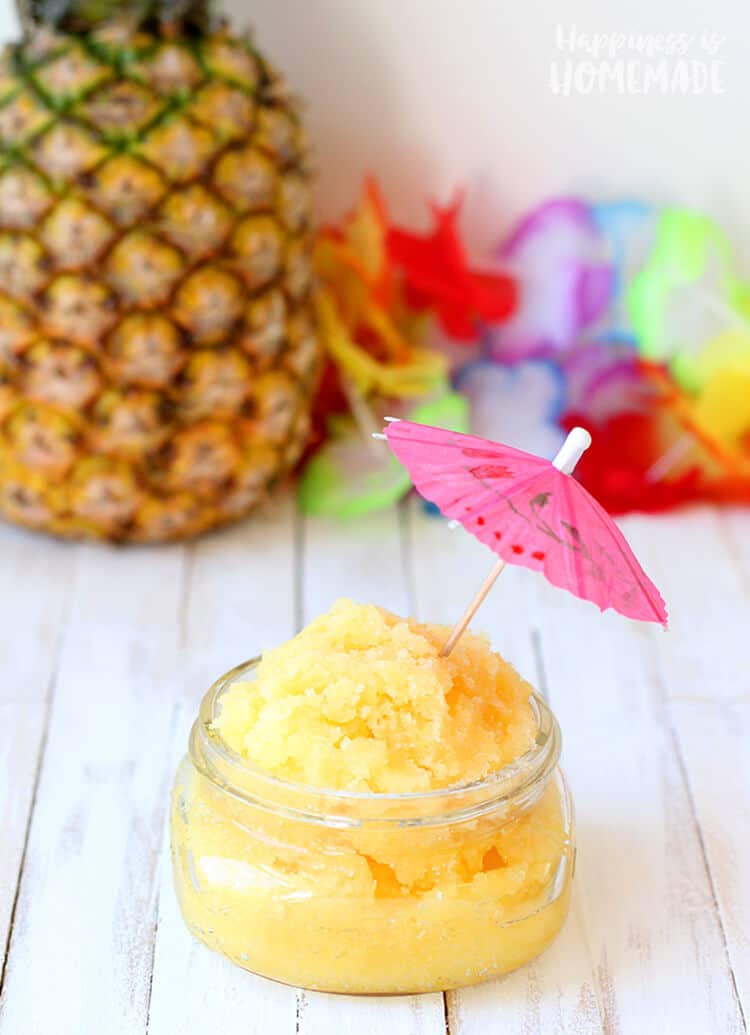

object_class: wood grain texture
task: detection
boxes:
[625,508,750,1028]
[147,497,299,1035]
[0,527,73,995]
[300,990,446,1035]
[408,501,747,1035]
[0,498,748,1035]
[300,505,411,620]
[524,554,744,1035]
[0,541,187,1035]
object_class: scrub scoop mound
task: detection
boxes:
[170,600,575,994]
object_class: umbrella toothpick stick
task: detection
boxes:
[439,427,592,657]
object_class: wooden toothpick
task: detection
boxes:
[439,558,507,656]
[439,427,592,656]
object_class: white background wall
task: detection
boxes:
[2,0,749,260]
[229,0,750,262]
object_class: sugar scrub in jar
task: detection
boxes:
[170,600,574,993]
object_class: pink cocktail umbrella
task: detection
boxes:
[378,421,667,654]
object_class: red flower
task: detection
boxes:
[387,195,517,341]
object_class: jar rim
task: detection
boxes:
[188,656,562,825]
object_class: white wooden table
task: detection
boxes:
[0,495,748,1035]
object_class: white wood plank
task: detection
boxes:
[0,526,74,986]
[3,485,746,1033]
[0,540,187,1035]
[298,502,445,1035]
[300,990,446,1035]
[147,494,299,1035]
[626,508,749,703]
[408,500,605,1034]
[301,504,412,619]
[150,821,296,1033]
[408,502,746,1034]
[445,894,605,1035]
[518,514,743,1035]
[625,507,750,1021]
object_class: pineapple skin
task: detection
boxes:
[0,20,320,542]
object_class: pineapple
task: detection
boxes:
[0,0,320,541]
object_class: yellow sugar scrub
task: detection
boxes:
[170,600,574,994]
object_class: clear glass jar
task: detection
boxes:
[170,658,575,994]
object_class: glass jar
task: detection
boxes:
[170,658,575,994]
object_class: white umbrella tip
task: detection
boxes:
[571,426,592,451]
[553,426,592,474]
